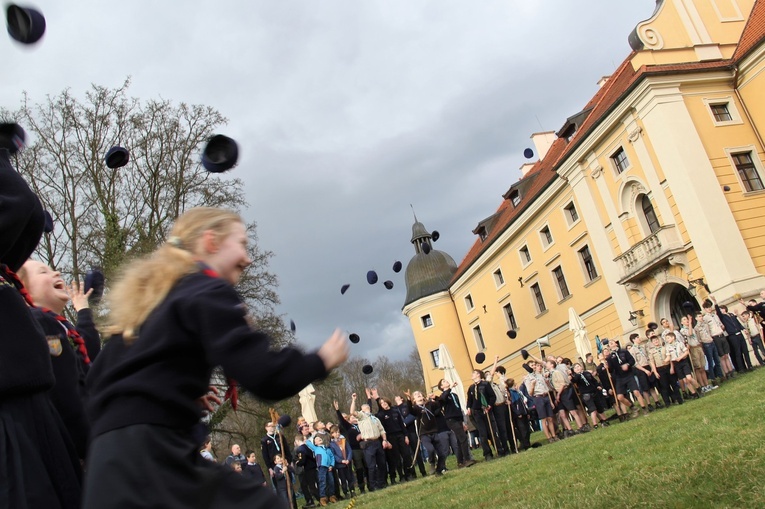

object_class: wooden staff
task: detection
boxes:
[602,358,623,418]
[269,408,293,508]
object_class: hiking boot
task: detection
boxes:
[655,401,664,409]
[647,404,655,412]
[601,420,610,427]
[329,496,338,503]
[319,498,328,507]
[641,407,650,417]
[579,424,591,433]
[630,407,640,419]
[463,459,477,468]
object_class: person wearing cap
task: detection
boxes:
[648,334,682,406]
[524,362,557,443]
[606,343,650,419]
[349,392,388,491]
[0,131,83,509]
[628,333,662,411]
[466,368,503,459]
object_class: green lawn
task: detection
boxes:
[348,370,765,509]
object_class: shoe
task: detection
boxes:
[457,463,465,468]
[304,503,316,509]
[319,498,328,507]
[709,384,719,390]
[641,408,650,416]
[389,479,397,485]
[655,401,664,409]
[359,487,365,494]
[579,424,591,433]
[630,407,640,419]
[592,424,598,430]
[463,459,477,468]
[428,464,436,475]
[647,404,655,412]
[484,454,495,461]
[329,496,338,503]
[601,420,610,427]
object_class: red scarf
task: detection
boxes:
[201,267,239,410]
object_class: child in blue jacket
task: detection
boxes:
[306,434,337,505]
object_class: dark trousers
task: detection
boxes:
[702,341,723,380]
[350,448,366,491]
[472,409,499,458]
[728,334,744,371]
[751,335,765,366]
[511,412,531,450]
[406,429,426,476]
[300,467,319,504]
[421,432,450,473]
[656,365,683,405]
[334,467,354,495]
[361,440,386,490]
[445,418,471,465]
[491,404,510,455]
[737,334,753,370]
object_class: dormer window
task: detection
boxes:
[476,226,487,242]
[509,190,521,207]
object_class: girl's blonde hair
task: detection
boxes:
[108,207,243,343]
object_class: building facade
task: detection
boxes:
[403,0,765,393]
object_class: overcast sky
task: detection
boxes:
[2,1,652,361]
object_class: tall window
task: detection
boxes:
[473,325,485,350]
[710,103,733,122]
[421,314,433,328]
[430,349,440,368]
[579,246,598,282]
[732,152,764,192]
[530,283,546,313]
[564,202,579,224]
[503,302,518,329]
[519,245,531,264]
[641,195,660,234]
[540,225,553,247]
[493,268,505,287]
[465,294,474,311]
[611,147,629,174]
[553,266,570,299]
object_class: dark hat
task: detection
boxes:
[523,148,534,159]
[349,333,360,344]
[392,261,402,273]
[506,330,517,339]
[647,322,659,331]
[0,123,25,154]
[84,268,105,304]
[201,134,238,173]
[362,364,373,375]
[290,319,296,333]
[105,146,130,169]
[6,4,46,45]
[42,210,53,233]
[431,230,440,242]
[723,185,731,191]
[383,280,393,290]
[341,284,350,295]
[601,339,610,346]
[422,243,431,255]
[520,349,529,360]
[277,414,291,428]
[475,352,486,364]
[521,363,533,373]
[366,270,378,285]
[681,301,695,314]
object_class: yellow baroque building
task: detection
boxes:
[403,0,765,396]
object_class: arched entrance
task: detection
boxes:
[654,282,701,328]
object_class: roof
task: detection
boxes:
[449,3,765,285]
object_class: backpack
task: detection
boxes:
[508,389,528,416]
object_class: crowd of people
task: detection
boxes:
[205,296,765,508]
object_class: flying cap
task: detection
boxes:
[521,363,533,373]
[105,146,130,169]
[366,270,378,285]
[383,280,393,290]
[84,268,105,304]
[6,4,45,44]
[523,148,534,159]
[723,185,731,191]
[277,414,292,428]
[341,284,350,295]
[431,230,440,242]
[521,349,529,360]
[392,261,402,273]
[475,352,486,364]
[290,319,296,333]
[506,330,517,339]
[201,134,238,173]
[422,243,431,255]
[362,364,373,375]
[349,333,360,344]
[0,123,25,154]
[42,210,53,233]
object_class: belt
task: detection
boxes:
[494,401,507,406]
[359,438,380,442]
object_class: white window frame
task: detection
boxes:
[503,302,518,330]
[562,201,580,229]
[421,314,434,329]
[464,294,475,312]
[703,97,743,127]
[519,245,532,267]
[493,268,505,289]
[610,146,631,175]
[577,244,599,284]
[530,282,547,315]
[551,265,571,302]
[473,324,486,351]
[430,349,440,368]
[539,223,555,251]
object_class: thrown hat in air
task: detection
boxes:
[202,134,238,173]
[42,210,53,233]
[431,230,440,242]
[6,4,45,44]
[349,333,360,344]
[366,270,378,285]
[290,320,296,333]
[362,364,373,375]
[523,148,534,159]
[105,146,130,169]
[521,363,533,373]
[392,261,402,273]
[422,243,431,255]
[341,284,350,295]
[507,330,517,339]
[383,280,393,290]
[521,349,529,360]
[475,352,485,364]
[0,123,25,154]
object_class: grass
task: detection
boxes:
[347,370,765,509]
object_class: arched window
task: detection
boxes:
[641,195,660,234]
